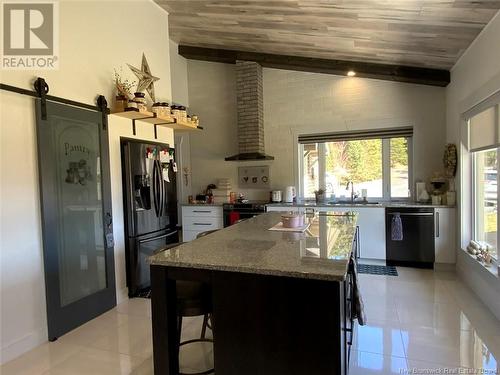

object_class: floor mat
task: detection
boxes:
[357,264,398,276]
[136,289,152,299]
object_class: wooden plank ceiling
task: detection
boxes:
[157,0,500,70]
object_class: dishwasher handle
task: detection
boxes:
[387,212,434,217]
[435,211,440,238]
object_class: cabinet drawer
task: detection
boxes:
[183,216,223,231]
[182,206,222,218]
[182,230,200,242]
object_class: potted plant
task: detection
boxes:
[113,67,136,112]
[314,188,326,204]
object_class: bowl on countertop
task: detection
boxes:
[281,214,304,228]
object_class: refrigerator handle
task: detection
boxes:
[157,161,162,217]
[161,162,167,217]
[158,160,164,217]
[138,231,176,245]
[152,160,159,217]
[435,211,440,238]
[123,143,135,236]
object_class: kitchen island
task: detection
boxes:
[149,212,358,375]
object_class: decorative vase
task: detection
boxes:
[133,92,147,112]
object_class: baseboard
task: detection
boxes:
[116,286,128,306]
[434,263,456,271]
[387,260,434,269]
[0,327,47,365]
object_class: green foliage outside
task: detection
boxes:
[390,138,408,168]
[324,138,408,185]
[484,150,497,234]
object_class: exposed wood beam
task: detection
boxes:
[178,45,450,87]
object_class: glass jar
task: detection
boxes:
[179,106,187,121]
[133,92,147,112]
[151,102,161,116]
[191,115,199,126]
[160,102,170,118]
[171,105,180,120]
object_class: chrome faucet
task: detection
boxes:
[346,181,357,203]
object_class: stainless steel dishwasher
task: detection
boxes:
[385,207,435,268]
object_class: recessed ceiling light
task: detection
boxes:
[347,70,356,77]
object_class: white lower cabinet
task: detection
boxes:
[266,205,386,260]
[182,206,223,242]
[183,230,205,242]
[356,208,386,260]
[434,207,456,264]
[321,207,386,260]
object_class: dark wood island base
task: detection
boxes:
[151,266,353,375]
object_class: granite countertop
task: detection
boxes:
[150,212,358,281]
[266,201,455,209]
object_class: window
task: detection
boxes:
[473,149,498,260]
[467,100,499,261]
[302,143,319,199]
[298,128,412,200]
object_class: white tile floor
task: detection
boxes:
[1,268,499,374]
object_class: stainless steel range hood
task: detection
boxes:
[225,60,274,161]
[225,152,274,161]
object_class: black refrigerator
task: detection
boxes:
[121,139,179,297]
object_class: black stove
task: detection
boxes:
[223,201,268,227]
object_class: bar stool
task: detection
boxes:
[175,230,217,375]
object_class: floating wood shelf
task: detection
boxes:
[111,109,202,131]
[112,109,154,120]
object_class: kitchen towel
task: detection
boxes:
[349,255,366,326]
[391,212,403,241]
[229,211,240,226]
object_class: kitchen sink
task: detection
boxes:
[326,201,380,206]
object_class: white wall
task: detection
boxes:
[169,40,189,107]
[446,11,500,146]
[0,0,174,364]
[446,11,500,320]
[187,60,446,198]
[264,68,446,190]
[169,40,192,223]
[187,61,271,200]
[0,91,45,365]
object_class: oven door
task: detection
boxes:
[239,211,262,221]
[224,209,264,227]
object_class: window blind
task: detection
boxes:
[468,106,499,152]
[298,127,413,144]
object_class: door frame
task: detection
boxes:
[36,99,116,340]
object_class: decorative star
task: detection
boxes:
[127,53,160,102]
